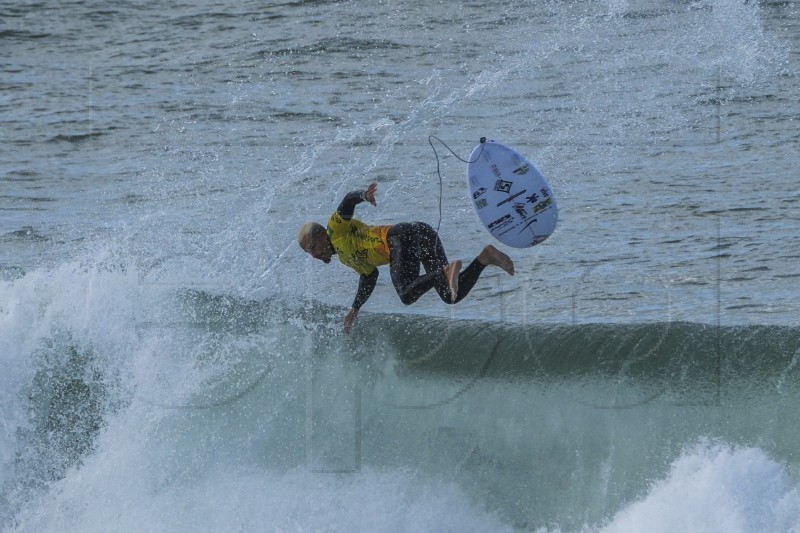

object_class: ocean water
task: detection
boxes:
[2,0,799,531]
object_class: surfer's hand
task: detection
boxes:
[344,308,358,334]
[363,183,377,206]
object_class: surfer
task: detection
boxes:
[297,183,515,334]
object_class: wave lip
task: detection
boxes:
[361,313,800,381]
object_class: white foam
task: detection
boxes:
[601,442,800,533]
[0,257,135,492]
[2,257,510,532]
[13,460,512,533]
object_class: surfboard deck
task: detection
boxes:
[466,139,558,248]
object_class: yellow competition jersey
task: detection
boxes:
[327,212,391,276]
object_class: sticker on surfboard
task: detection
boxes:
[467,139,558,248]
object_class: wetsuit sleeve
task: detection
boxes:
[337,191,366,221]
[352,268,378,311]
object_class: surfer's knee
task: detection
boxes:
[397,291,416,306]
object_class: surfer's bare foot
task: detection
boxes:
[443,260,462,303]
[478,245,515,276]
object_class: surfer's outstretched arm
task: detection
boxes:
[337,183,377,220]
[344,268,378,334]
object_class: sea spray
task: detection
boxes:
[601,443,800,533]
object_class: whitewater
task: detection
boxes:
[2,0,799,531]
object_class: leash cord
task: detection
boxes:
[428,135,486,233]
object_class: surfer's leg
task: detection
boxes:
[413,223,475,305]
[388,223,443,305]
[450,259,486,304]
[477,244,515,276]
[389,223,477,305]
[442,261,461,303]
[399,223,492,305]
[412,223,464,304]
[438,245,515,304]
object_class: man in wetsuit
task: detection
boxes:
[297,183,515,334]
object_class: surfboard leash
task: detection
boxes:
[427,135,486,233]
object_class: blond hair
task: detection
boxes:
[297,222,325,249]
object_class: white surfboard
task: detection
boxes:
[466,139,558,248]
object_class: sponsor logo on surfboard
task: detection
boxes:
[488,214,514,232]
[475,198,488,209]
[472,187,487,199]
[497,189,526,206]
[513,203,528,219]
[526,188,551,205]
[517,217,539,234]
[512,164,529,175]
[494,179,513,193]
[531,197,553,214]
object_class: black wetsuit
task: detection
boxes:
[336,191,486,310]
[387,222,486,305]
